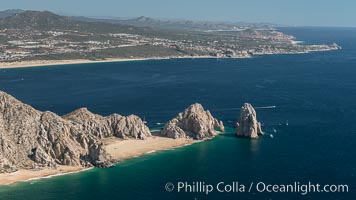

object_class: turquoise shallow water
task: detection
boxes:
[0,27,356,199]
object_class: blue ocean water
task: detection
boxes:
[0,27,355,200]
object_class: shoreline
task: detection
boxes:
[0,134,199,186]
[0,56,215,70]
[0,45,341,70]
[0,166,87,186]
[102,135,199,161]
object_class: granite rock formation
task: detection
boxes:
[161,103,224,139]
[0,91,151,171]
[63,108,151,140]
[236,103,264,138]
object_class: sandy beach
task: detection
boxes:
[103,135,195,161]
[0,56,215,70]
[0,165,86,186]
[0,134,196,186]
[0,57,169,69]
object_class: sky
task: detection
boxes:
[0,0,355,27]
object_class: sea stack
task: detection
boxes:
[161,103,224,140]
[236,103,264,138]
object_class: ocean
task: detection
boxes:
[0,27,355,200]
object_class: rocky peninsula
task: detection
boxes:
[0,90,152,171]
[0,90,270,185]
[0,91,225,185]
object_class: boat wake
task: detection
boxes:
[255,105,276,109]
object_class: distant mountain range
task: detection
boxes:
[0,9,276,31]
[0,9,23,18]
[71,15,278,31]
[72,15,242,31]
[0,10,156,35]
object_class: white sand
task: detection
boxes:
[0,56,215,69]
[0,165,86,186]
[103,136,195,160]
[0,135,197,185]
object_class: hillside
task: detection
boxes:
[0,9,23,19]
[0,10,155,35]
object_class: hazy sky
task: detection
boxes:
[0,0,355,27]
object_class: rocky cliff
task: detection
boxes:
[161,103,224,139]
[0,91,151,171]
[236,103,264,138]
[63,108,151,140]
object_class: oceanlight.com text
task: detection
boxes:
[165,181,349,195]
